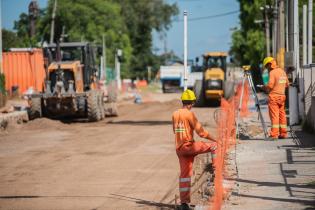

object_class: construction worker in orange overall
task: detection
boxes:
[262,57,289,139]
[172,89,218,210]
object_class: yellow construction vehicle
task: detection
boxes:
[27,42,118,121]
[194,52,234,106]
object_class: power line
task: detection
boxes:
[173,10,239,22]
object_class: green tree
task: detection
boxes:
[230,0,271,84]
[231,0,315,67]
[38,0,132,77]
[118,0,178,78]
[14,10,45,47]
[2,29,22,50]
[13,0,178,79]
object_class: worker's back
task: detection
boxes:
[268,67,288,95]
[172,109,194,149]
[172,108,210,150]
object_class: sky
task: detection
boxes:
[154,0,240,60]
[1,0,240,60]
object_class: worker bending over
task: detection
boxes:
[262,57,289,139]
[172,89,218,210]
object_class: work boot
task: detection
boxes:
[179,203,191,210]
[278,135,287,139]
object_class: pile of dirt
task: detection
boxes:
[239,121,265,140]
[23,118,67,130]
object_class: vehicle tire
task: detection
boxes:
[87,90,101,122]
[223,81,235,100]
[98,93,105,120]
[28,97,42,120]
[194,80,205,107]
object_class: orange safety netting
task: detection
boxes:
[210,81,250,210]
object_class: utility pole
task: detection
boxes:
[28,0,39,37]
[59,26,67,42]
[303,5,307,66]
[294,1,300,82]
[264,6,271,56]
[288,0,294,53]
[183,10,188,91]
[277,0,285,69]
[308,0,313,64]
[272,0,278,57]
[287,0,300,126]
[147,66,151,82]
[116,49,122,91]
[285,1,289,52]
[50,0,57,44]
[102,34,106,80]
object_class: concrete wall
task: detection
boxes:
[301,64,315,130]
[312,96,315,130]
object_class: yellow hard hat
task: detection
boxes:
[181,89,196,101]
[263,57,274,67]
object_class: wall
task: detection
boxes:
[301,64,315,130]
[3,49,46,95]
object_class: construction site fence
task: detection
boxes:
[210,81,250,210]
[300,64,315,131]
[105,67,116,84]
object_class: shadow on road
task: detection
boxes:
[108,120,172,126]
[231,192,315,206]
[234,178,315,189]
[107,194,174,209]
[0,194,175,209]
[234,126,315,208]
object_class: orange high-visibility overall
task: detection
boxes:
[267,61,289,138]
[172,108,217,204]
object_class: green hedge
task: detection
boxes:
[0,73,5,95]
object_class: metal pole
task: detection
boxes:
[183,10,188,91]
[147,66,151,82]
[289,0,300,125]
[303,5,308,66]
[308,0,313,64]
[102,34,106,80]
[294,0,299,74]
[0,0,2,74]
[285,0,289,51]
[116,49,122,91]
[236,73,246,139]
[288,0,294,52]
[50,0,57,44]
[278,0,285,69]
[265,6,271,56]
[272,0,278,57]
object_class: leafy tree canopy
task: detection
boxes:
[11,0,178,79]
[2,29,22,50]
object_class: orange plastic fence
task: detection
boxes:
[3,49,46,95]
[210,81,250,210]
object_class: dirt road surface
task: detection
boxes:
[0,93,218,210]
